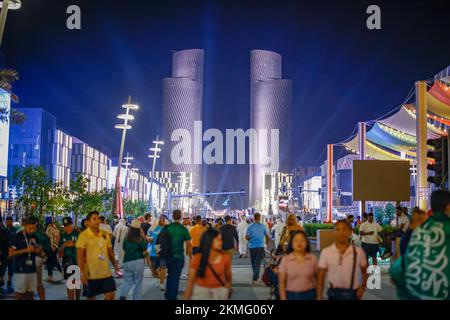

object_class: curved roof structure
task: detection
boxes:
[339,76,450,162]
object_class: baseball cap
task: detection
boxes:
[63,217,73,226]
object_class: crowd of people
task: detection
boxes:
[0,189,449,300]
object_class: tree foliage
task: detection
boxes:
[14,166,53,220]
[123,199,148,218]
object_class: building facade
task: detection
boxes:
[153,171,193,211]
[293,166,321,208]
[249,50,292,207]
[107,166,149,202]
[162,49,204,193]
[71,137,109,192]
[7,108,57,186]
[8,108,110,192]
[261,172,293,215]
[302,175,322,214]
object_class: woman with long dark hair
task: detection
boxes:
[278,230,318,300]
[119,220,151,300]
[183,229,232,300]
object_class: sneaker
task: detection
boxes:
[159,284,165,291]
[251,280,258,286]
[47,276,54,283]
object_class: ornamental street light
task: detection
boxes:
[0,0,21,47]
[148,136,164,218]
[112,97,139,217]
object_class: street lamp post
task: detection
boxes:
[111,97,139,217]
[0,0,21,47]
[148,136,164,218]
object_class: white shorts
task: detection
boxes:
[191,285,230,300]
[14,273,37,294]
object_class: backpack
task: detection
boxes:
[156,225,172,258]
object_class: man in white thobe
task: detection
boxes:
[237,217,248,258]
[113,219,128,267]
[272,217,286,249]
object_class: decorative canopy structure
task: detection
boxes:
[339,68,450,163]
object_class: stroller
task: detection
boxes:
[261,248,283,300]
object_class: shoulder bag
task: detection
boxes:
[327,246,358,300]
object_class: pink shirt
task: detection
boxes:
[318,244,367,290]
[278,253,318,292]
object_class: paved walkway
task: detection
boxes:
[0,254,398,300]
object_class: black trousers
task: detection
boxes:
[46,249,62,276]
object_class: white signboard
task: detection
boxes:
[0,89,11,177]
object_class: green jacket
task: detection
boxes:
[34,230,51,252]
[390,212,450,300]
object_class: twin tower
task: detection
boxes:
[162,49,292,207]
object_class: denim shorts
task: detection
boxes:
[150,256,166,269]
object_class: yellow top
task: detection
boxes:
[76,227,112,280]
[189,224,205,248]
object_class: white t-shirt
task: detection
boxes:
[100,223,113,235]
[391,214,410,233]
[318,244,367,290]
[359,221,382,244]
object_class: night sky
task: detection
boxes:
[2,0,450,208]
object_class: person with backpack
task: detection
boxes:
[390,190,450,300]
[183,229,232,300]
[317,220,368,300]
[157,209,192,300]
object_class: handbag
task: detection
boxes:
[327,246,358,300]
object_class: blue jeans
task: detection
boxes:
[250,247,265,281]
[165,257,184,300]
[287,289,317,300]
[119,259,145,300]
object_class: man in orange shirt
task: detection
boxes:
[189,216,205,255]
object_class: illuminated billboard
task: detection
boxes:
[0,89,11,178]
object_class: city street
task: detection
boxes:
[0,252,398,301]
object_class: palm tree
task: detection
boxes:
[0,68,25,124]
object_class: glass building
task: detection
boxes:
[8,108,109,192]
[8,108,57,186]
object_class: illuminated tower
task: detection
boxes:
[162,49,204,192]
[249,50,292,208]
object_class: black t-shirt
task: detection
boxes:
[10,231,38,274]
[220,224,239,250]
[142,222,151,237]
[0,227,8,257]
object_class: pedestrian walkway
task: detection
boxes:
[0,254,398,300]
